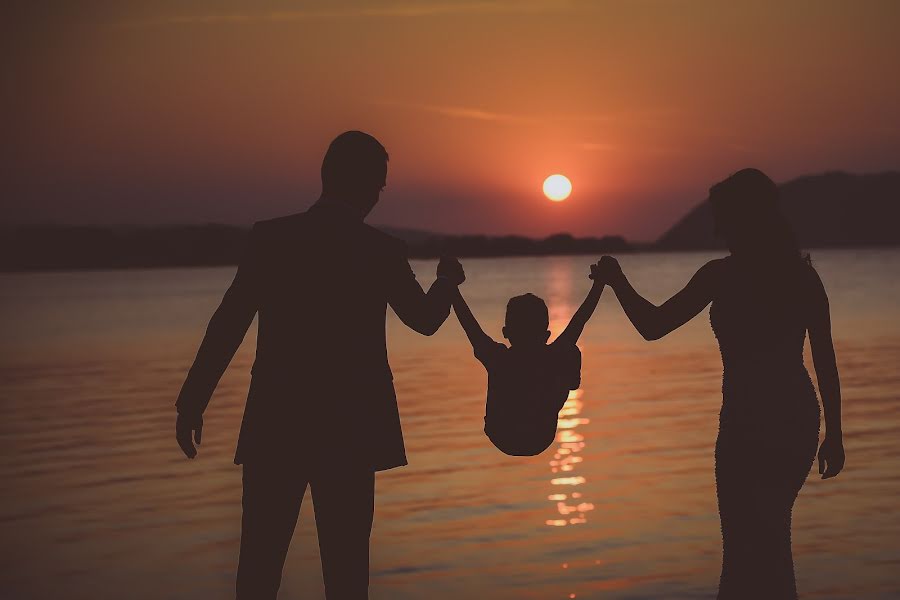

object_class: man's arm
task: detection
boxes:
[175,225,260,458]
[387,252,462,336]
[555,263,605,346]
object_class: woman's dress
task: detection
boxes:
[709,259,821,600]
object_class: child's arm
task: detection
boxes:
[452,287,494,350]
[555,263,605,346]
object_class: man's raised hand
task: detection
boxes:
[437,256,466,286]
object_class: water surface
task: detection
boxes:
[1,249,898,599]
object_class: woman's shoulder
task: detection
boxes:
[696,256,732,282]
[705,256,732,270]
[770,258,825,302]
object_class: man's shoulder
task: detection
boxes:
[243,214,305,246]
[359,223,407,254]
[252,213,307,232]
[251,212,406,256]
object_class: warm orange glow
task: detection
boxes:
[10,5,897,239]
[543,174,572,201]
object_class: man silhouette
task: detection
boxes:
[175,131,464,599]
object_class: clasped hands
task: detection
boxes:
[589,255,624,286]
[437,256,466,286]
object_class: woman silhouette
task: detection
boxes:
[596,168,845,599]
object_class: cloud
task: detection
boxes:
[377,101,534,123]
[111,1,570,28]
[375,100,634,126]
[375,100,677,132]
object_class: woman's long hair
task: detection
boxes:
[708,168,810,267]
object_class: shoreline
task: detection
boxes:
[2,243,897,275]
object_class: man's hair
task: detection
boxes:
[321,131,389,195]
[505,293,549,331]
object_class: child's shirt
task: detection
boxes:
[473,337,582,456]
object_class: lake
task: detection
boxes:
[1,249,898,599]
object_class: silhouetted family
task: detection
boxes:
[176,131,845,599]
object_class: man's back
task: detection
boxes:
[177,200,455,469]
[239,203,441,468]
[175,131,464,600]
[250,206,403,390]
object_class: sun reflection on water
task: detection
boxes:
[546,388,595,527]
[544,259,595,528]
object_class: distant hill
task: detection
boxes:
[657,171,900,249]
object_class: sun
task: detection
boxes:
[543,174,572,202]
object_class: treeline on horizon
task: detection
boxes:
[0,225,633,272]
[3,171,897,272]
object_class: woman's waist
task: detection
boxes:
[722,361,815,394]
[721,355,809,381]
[719,369,819,424]
[719,341,805,361]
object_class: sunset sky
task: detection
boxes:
[8,1,900,240]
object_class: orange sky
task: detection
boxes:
[8,1,900,240]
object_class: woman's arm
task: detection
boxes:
[807,267,845,479]
[556,266,605,346]
[598,256,724,341]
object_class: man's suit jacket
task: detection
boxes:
[176,202,453,470]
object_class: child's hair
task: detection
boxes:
[505,293,549,332]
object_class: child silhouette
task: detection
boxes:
[453,261,605,456]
